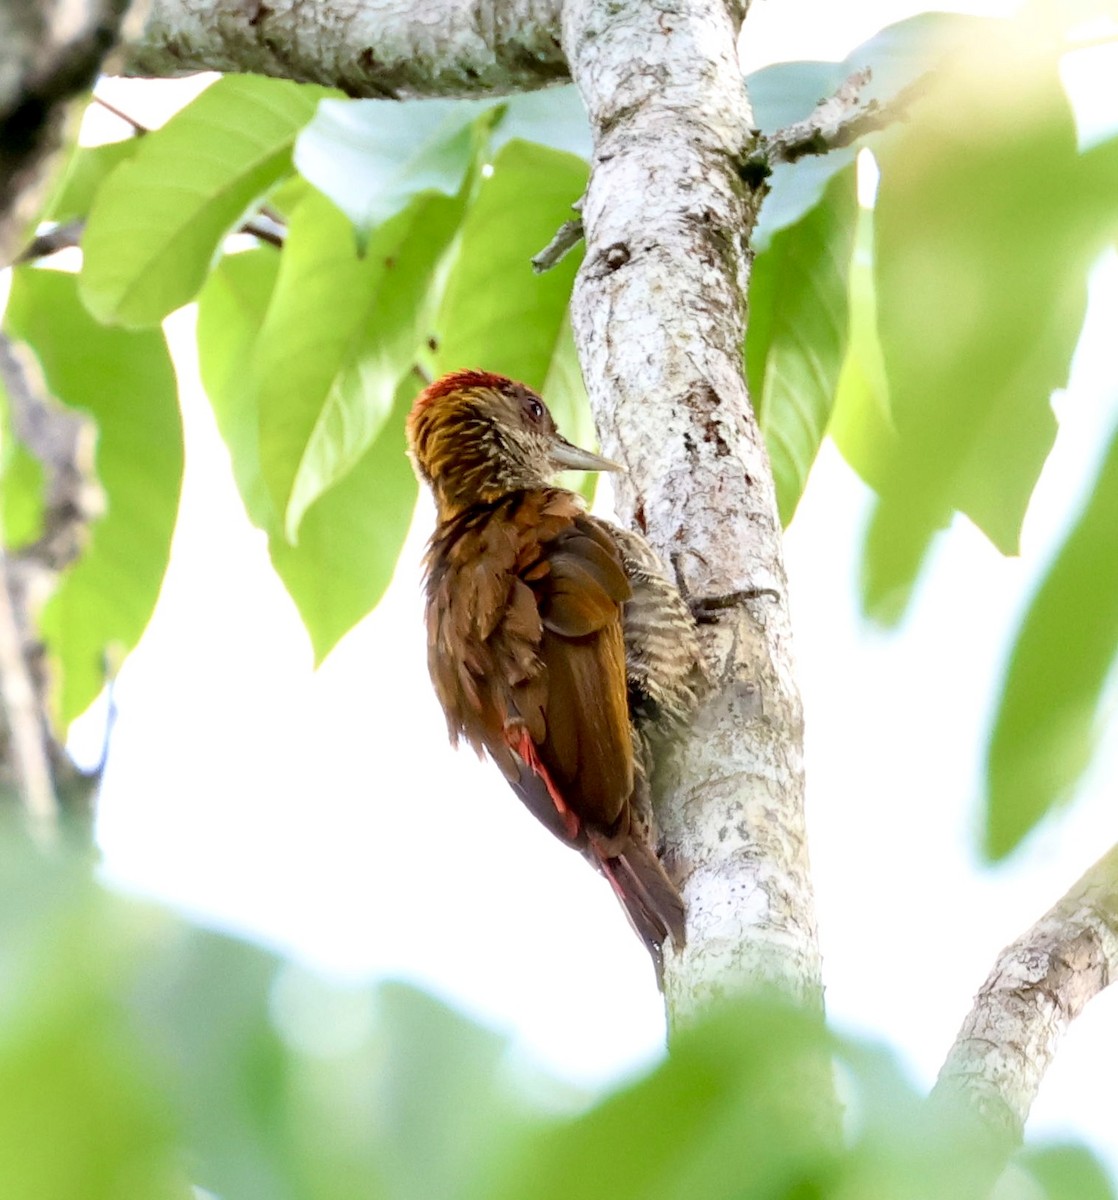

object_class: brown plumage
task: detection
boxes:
[407,369,701,961]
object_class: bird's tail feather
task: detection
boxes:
[599,841,686,963]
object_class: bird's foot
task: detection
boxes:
[690,588,780,624]
[669,552,780,623]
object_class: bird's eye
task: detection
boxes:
[526,398,544,422]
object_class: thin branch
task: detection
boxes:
[932,844,1118,1138]
[0,552,59,845]
[531,217,584,273]
[91,92,149,135]
[240,214,286,249]
[754,68,932,170]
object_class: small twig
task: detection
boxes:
[0,552,58,846]
[18,211,287,262]
[531,217,585,274]
[932,843,1118,1138]
[91,92,149,135]
[747,68,933,175]
[16,218,84,262]
[241,214,286,249]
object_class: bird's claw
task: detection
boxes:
[690,588,780,624]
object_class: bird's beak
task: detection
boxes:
[550,436,624,474]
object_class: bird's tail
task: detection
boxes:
[598,840,686,965]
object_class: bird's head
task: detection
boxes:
[407,370,620,511]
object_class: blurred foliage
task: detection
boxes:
[0,827,1110,1200]
[984,419,1118,858]
[864,22,1088,619]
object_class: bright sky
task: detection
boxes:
[56,0,1118,1178]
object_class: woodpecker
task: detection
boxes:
[407,370,701,961]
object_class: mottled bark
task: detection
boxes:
[0,337,102,840]
[562,0,823,1025]
[128,0,568,98]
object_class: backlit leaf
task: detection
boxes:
[295,97,487,241]
[434,139,594,496]
[268,375,418,663]
[863,29,1090,620]
[748,166,858,524]
[80,75,325,327]
[4,267,181,728]
[196,245,281,529]
[253,185,464,540]
[984,417,1118,858]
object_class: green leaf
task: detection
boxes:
[294,97,488,241]
[542,315,599,504]
[435,139,589,402]
[0,833,187,1200]
[1078,133,1118,240]
[198,247,418,660]
[434,140,587,383]
[4,267,182,728]
[1018,1144,1117,1200]
[984,417,1118,858]
[268,374,418,662]
[472,1000,1011,1200]
[253,185,463,541]
[196,246,282,529]
[357,983,525,1200]
[863,29,1090,621]
[747,165,858,524]
[80,75,326,327]
[828,208,902,496]
[433,139,595,494]
[42,136,143,225]
[475,1002,839,1200]
[135,925,300,1200]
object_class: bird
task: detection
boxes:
[406,369,702,964]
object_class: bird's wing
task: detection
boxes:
[425,494,634,844]
[508,509,635,835]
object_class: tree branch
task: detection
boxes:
[562,0,824,1025]
[0,551,59,845]
[760,68,931,167]
[17,211,287,262]
[127,0,568,98]
[16,219,84,261]
[531,216,584,273]
[92,91,150,134]
[933,844,1118,1138]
